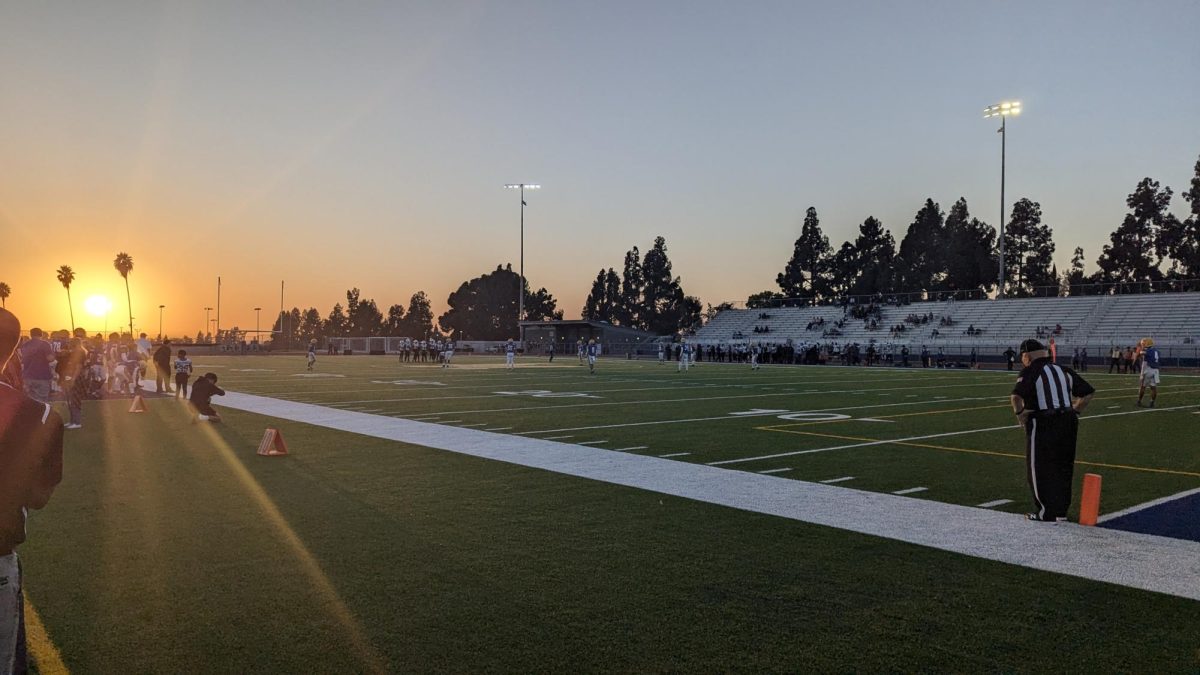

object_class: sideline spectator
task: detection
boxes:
[17,328,54,404]
[153,340,174,393]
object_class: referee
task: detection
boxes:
[1010,339,1096,522]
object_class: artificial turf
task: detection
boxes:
[19,355,1200,672]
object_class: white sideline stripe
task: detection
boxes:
[438,420,463,424]
[758,468,793,474]
[543,435,575,440]
[409,416,441,421]
[709,403,1200,466]
[820,476,855,484]
[578,440,609,446]
[483,427,512,432]
[613,446,648,452]
[657,452,689,457]
[893,487,928,495]
[456,423,487,428]
[977,499,1014,509]
[1096,487,1200,524]
[210,390,1200,602]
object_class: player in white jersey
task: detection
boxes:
[577,338,585,365]
[505,339,516,369]
[586,339,598,374]
[678,340,692,372]
[442,340,454,368]
[750,343,761,370]
[1137,337,1161,407]
[306,339,317,371]
[657,343,665,365]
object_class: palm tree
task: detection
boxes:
[56,265,76,331]
[114,252,134,336]
[0,282,9,308]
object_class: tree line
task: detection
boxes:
[756,154,1200,306]
[269,264,564,344]
[580,236,704,333]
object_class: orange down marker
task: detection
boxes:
[1079,473,1103,526]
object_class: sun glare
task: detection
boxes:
[84,295,113,317]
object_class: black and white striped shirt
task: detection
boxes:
[1012,357,1095,413]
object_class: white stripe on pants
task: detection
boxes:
[0,552,20,674]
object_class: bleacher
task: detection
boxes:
[693,293,1200,350]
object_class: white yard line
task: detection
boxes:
[577,440,610,446]
[656,451,689,457]
[1096,487,1200,524]
[612,446,649,452]
[820,476,855,484]
[210,389,1200,602]
[456,423,487,428]
[893,487,928,495]
[515,395,1000,435]
[483,427,513,432]
[542,435,575,441]
[758,468,793,474]
[977,499,1014,509]
[709,403,1200,466]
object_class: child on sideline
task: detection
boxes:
[189,372,225,422]
[174,349,193,399]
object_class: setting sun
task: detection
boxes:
[84,295,113,317]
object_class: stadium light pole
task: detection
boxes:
[158,304,165,341]
[254,307,262,346]
[204,307,212,339]
[984,100,1021,298]
[504,183,540,344]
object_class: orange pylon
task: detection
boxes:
[1079,473,1102,526]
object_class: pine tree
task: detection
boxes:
[897,199,946,294]
[777,207,832,299]
[1160,157,1200,278]
[616,247,643,328]
[582,269,608,321]
[641,237,686,334]
[943,198,996,294]
[1003,198,1057,296]
[1096,178,1172,285]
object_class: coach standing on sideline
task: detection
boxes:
[1010,339,1095,522]
[0,309,65,673]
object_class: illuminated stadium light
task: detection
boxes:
[983,101,1022,118]
[983,100,1024,297]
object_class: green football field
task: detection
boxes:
[21,355,1200,672]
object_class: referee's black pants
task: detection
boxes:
[1025,412,1079,520]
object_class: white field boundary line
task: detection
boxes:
[1096,487,1200,524]
[212,389,1200,602]
[709,403,1200,466]
[977,499,1014,508]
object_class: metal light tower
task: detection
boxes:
[204,307,212,340]
[504,183,540,343]
[254,307,262,345]
[984,100,1021,298]
[158,304,165,341]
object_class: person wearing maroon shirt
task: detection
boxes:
[0,308,64,673]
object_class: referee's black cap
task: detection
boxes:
[1019,339,1044,354]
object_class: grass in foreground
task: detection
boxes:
[20,385,1200,672]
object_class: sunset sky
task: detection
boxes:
[2,1,1198,337]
